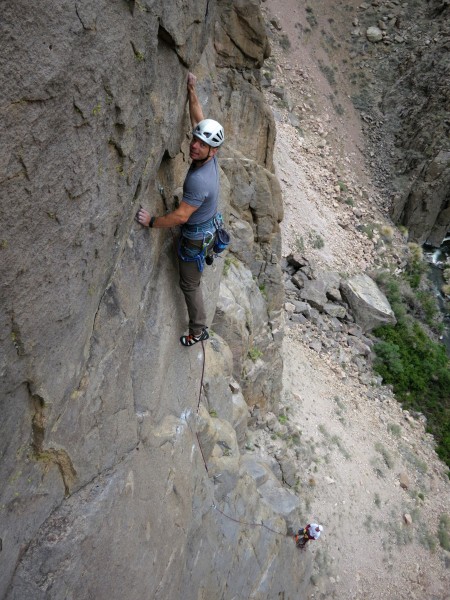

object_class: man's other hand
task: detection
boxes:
[136,207,150,227]
[187,72,197,91]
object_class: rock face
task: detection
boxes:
[351,0,450,246]
[0,1,305,598]
[340,274,396,333]
[388,1,450,245]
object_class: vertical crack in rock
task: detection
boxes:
[30,390,77,497]
[74,4,88,30]
[17,155,30,182]
[264,124,271,167]
[133,176,142,202]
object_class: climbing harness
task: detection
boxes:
[178,231,215,273]
[178,213,230,272]
[294,529,309,548]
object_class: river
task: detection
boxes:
[423,234,450,355]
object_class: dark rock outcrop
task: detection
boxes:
[352,0,450,246]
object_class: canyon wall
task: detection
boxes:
[0,1,308,598]
[382,0,450,246]
[385,0,450,246]
[350,0,449,246]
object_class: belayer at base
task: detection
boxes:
[294,523,323,549]
[137,72,226,347]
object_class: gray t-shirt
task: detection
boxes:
[183,156,219,225]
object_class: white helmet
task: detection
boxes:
[192,119,224,147]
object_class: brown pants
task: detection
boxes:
[178,237,214,335]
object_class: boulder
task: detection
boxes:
[340,274,396,332]
[323,303,347,319]
[366,26,383,42]
[300,280,329,311]
[292,300,311,315]
[213,260,282,411]
[399,472,410,490]
[286,252,309,269]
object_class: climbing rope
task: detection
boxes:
[190,340,287,538]
[155,184,290,539]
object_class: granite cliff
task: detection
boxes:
[0,1,307,598]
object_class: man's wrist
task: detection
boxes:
[149,216,156,228]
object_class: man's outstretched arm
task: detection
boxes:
[136,201,198,229]
[187,72,204,128]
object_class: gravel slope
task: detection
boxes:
[260,1,450,597]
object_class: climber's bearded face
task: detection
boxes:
[190,136,215,162]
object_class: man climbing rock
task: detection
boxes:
[295,523,323,549]
[137,72,224,347]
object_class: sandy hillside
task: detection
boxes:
[258,0,450,598]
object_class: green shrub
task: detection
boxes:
[259,283,268,300]
[380,225,394,243]
[295,235,305,253]
[387,423,401,437]
[405,243,427,288]
[374,321,450,473]
[362,222,375,240]
[419,530,437,553]
[415,290,438,326]
[309,230,324,249]
[305,6,318,27]
[223,256,238,276]
[319,61,336,86]
[374,442,395,469]
[438,514,450,551]
[248,347,263,361]
[280,34,291,50]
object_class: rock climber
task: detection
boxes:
[136,72,225,347]
[295,523,323,549]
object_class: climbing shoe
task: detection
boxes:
[180,328,209,347]
[205,255,214,266]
